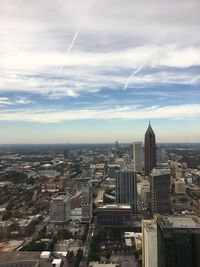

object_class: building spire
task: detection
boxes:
[144,121,156,174]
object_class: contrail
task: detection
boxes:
[52,0,97,96]
[123,65,144,90]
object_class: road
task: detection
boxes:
[94,188,104,205]
[84,223,96,258]
[137,197,152,220]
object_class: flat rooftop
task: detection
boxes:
[144,223,157,233]
[158,215,200,229]
[53,192,72,200]
[98,204,131,209]
[150,169,170,176]
[0,252,62,267]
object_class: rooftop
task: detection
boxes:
[151,169,170,176]
[53,191,73,200]
[144,223,157,233]
[98,204,131,209]
[89,263,119,267]
[158,215,200,229]
[0,252,62,267]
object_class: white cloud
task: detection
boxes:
[0,104,199,123]
[0,97,13,105]
[16,98,32,104]
[1,46,200,70]
[0,0,200,99]
[0,96,32,105]
[0,45,200,104]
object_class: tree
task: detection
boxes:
[67,250,74,262]
[105,250,111,260]
[76,248,83,261]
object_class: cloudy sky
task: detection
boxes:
[0,0,200,143]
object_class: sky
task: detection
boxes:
[0,0,200,143]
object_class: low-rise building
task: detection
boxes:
[0,219,34,239]
[175,179,186,194]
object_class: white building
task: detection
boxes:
[175,179,186,194]
[142,220,158,267]
[133,142,142,173]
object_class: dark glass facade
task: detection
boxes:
[150,172,170,215]
[116,170,137,214]
[97,205,132,227]
[157,216,200,267]
[144,123,156,175]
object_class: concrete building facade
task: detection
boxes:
[133,142,142,173]
[142,220,158,267]
[50,192,72,223]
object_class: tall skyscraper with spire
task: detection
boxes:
[144,122,156,175]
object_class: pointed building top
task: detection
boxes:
[145,122,155,136]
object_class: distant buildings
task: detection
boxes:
[63,149,69,160]
[116,169,137,214]
[114,140,120,157]
[149,170,170,215]
[144,123,156,175]
[133,142,142,173]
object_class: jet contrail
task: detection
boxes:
[52,0,97,96]
[123,65,144,90]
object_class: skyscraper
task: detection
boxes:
[157,215,200,267]
[144,122,156,175]
[142,215,200,267]
[133,142,142,172]
[150,170,170,215]
[116,169,137,213]
[142,219,158,267]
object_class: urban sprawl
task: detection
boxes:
[0,123,200,266]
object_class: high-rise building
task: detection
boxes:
[116,169,137,213]
[81,181,92,222]
[144,123,156,175]
[157,215,200,267]
[150,170,170,215]
[50,192,72,223]
[64,149,69,159]
[142,219,158,267]
[142,215,200,267]
[133,142,142,172]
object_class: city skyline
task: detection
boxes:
[0,0,200,143]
